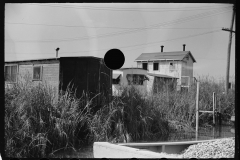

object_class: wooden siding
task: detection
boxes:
[141,61,181,78]
[17,63,59,98]
[147,75,177,93]
[181,56,194,85]
[59,57,112,112]
[5,57,111,108]
[17,63,59,86]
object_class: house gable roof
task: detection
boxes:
[135,51,196,63]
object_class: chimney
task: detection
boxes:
[56,48,60,58]
[161,45,164,52]
[183,44,186,51]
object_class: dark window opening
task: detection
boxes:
[5,65,17,83]
[33,66,42,81]
[142,63,148,70]
[153,63,159,71]
[113,78,120,85]
[112,74,121,85]
[126,74,148,85]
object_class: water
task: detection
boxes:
[53,145,94,158]
[54,125,234,158]
[136,125,234,143]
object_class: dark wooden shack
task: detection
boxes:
[59,57,112,111]
[5,56,112,111]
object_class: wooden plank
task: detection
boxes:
[196,82,200,133]
[199,110,214,113]
[93,142,180,158]
[118,138,222,147]
[213,92,215,125]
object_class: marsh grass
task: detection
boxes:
[5,74,234,158]
[5,76,94,158]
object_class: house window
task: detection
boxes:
[169,62,176,71]
[112,74,121,85]
[153,63,159,71]
[126,74,147,85]
[142,63,148,70]
[33,66,42,81]
[5,65,18,83]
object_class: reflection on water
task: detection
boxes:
[53,145,93,158]
[135,125,234,143]
[54,125,234,158]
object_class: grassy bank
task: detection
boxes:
[5,75,234,158]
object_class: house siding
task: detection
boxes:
[137,62,142,68]
[140,61,181,78]
[181,56,193,85]
[146,75,154,93]
[20,63,59,95]
[17,63,59,87]
[4,62,60,101]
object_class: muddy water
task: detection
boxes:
[54,125,234,158]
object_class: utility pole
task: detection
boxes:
[222,5,235,94]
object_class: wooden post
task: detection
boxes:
[213,92,215,126]
[219,95,222,137]
[225,5,235,94]
[196,82,200,135]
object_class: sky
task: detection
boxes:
[5,3,235,81]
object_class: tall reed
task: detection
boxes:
[5,75,94,158]
[5,74,234,157]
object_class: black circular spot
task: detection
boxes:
[104,49,125,70]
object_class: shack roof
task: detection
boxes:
[117,68,147,71]
[135,51,196,63]
[5,56,103,64]
[147,73,178,79]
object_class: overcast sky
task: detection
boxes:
[5,3,235,81]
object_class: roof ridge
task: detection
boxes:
[135,50,196,63]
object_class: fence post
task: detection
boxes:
[219,95,222,137]
[196,82,200,137]
[213,92,215,126]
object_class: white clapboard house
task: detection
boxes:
[135,44,197,91]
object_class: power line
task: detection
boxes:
[196,58,226,61]
[5,8,230,43]
[119,30,221,52]
[6,29,221,55]
[25,3,232,12]
[5,21,223,30]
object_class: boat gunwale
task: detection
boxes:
[117,137,234,147]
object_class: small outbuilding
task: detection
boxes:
[112,68,149,96]
[5,56,112,111]
[147,73,178,93]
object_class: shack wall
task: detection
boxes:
[5,61,60,102]
[59,57,112,112]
